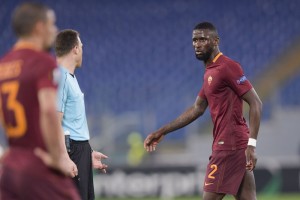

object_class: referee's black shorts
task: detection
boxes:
[69,140,94,200]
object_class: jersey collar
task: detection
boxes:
[212,52,223,63]
[13,41,40,51]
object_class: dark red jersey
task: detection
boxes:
[0,42,57,151]
[199,53,252,151]
[0,42,80,200]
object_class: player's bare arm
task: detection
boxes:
[144,96,208,152]
[35,88,77,177]
[242,88,262,171]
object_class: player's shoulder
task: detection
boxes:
[221,55,240,67]
[35,51,56,67]
[16,49,56,70]
[217,55,245,78]
[220,55,243,72]
[28,51,57,79]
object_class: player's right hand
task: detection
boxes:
[245,146,257,171]
[34,147,78,177]
[144,131,164,152]
[65,158,78,178]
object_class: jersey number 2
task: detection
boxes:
[208,164,218,179]
[0,81,27,138]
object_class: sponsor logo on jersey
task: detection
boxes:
[237,75,247,85]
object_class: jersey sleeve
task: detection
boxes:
[57,68,68,113]
[222,62,252,97]
[198,87,206,99]
[36,55,58,90]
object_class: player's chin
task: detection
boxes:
[195,54,205,61]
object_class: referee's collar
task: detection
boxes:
[59,65,75,78]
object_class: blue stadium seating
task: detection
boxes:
[1,0,300,141]
[280,71,300,106]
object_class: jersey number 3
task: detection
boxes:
[0,81,27,138]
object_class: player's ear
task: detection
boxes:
[214,36,220,46]
[34,21,45,36]
[73,45,79,55]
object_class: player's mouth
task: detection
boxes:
[195,51,204,55]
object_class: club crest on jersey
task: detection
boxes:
[237,75,247,85]
[208,76,212,85]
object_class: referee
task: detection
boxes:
[55,29,108,200]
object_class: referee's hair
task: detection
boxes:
[12,2,50,38]
[194,22,218,36]
[55,29,80,57]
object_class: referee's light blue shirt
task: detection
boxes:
[57,66,90,141]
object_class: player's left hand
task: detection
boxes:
[245,146,257,171]
[34,148,78,177]
[144,131,165,152]
[92,151,108,173]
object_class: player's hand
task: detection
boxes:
[245,146,257,171]
[92,150,108,173]
[64,157,78,178]
[144,131,164,152]
[34,148,78,177]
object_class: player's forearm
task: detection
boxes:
[160,106,202,135]
[40,108,65,163]
[248,100,262,139]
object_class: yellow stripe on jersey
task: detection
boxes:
[213,52,223,63]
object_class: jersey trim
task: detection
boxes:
[13,41,40,51]
[212,52,223,63]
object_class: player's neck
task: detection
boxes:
[15,37,44,51]
[204,49,221,67]
[57,56,76,75]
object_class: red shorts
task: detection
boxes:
[203,148,246,195]
[0,148,80,200]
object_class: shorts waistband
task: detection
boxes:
[70,139,89,144]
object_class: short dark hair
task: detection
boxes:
[12,2,49,37]
[194,22,218,36]
[55,29,80,57]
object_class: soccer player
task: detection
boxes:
[0,2,80,200]
[144,22,262,200]
[55,29,108,200]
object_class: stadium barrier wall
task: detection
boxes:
[93,166,300,198]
